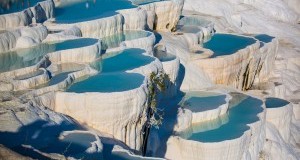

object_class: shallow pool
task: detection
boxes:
[254,34,275,43]
[0,0,43,15]
[178,16,212,27]
[265,97,289,108]
[0,38,98,73]
[101,31,150,50]
[99,48,154,73]
[203,34,256,58]
[55,0,136,23]
[181,91,227,112]
[67,72,144,93]
[179,92,263,142]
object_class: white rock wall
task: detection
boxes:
[0,25,48,53]
[0,0,54,30]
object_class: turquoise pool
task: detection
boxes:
[265,97,289,108]
[67,48,151,93]
[101,31,150,50]
[254,34,275,43]
[179,92,263,142]
[0,0,43,15]
[0,38,98,73]
[55,0,136,23]
[203,34,256,58]
[181,92,227,112]
[100,48,154,73]
[67,72,144,93]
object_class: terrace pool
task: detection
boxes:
[67,48,151,93]
[179,92,263,142]
[67,72,144,93]
[181,91,227,112]
[100,48,154,73]
[203,34,256,58]
[265,97,289,108]
[0,38,98,73]
[55,0,136,23]
[254,34,275,43]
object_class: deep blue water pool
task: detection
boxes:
[67,72,144,93]
[254,34,275,43]
[55,0,136,23]
[203,34,256,58]
[265,97,289,108]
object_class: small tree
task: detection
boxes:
[141,71,169,156]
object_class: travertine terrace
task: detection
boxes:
[0,0,299,159]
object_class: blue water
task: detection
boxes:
[101,31,150,50]
[100,48,154,73]
[0,0,43,15]
[0,38,98,73]
[179,92,263,142]
[67,48,151,93]
[265,97,289,108]
[182,92,227,112]
[67,72,144,93]
[55,0,136,23]
[254,34,275,43]
[203,34,256,58]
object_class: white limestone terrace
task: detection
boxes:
[44,0,184,39]
[158,29,272,91]
[0,0,299,159]
[181,1,300,158]
[101,30,156,55]
[0,0,54,30]
[177,91,231,127]
[48,47,163,150]
[0,36,101,92]
[153,44,180,98]
[176,15,215,44]
[165,92,265,160]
